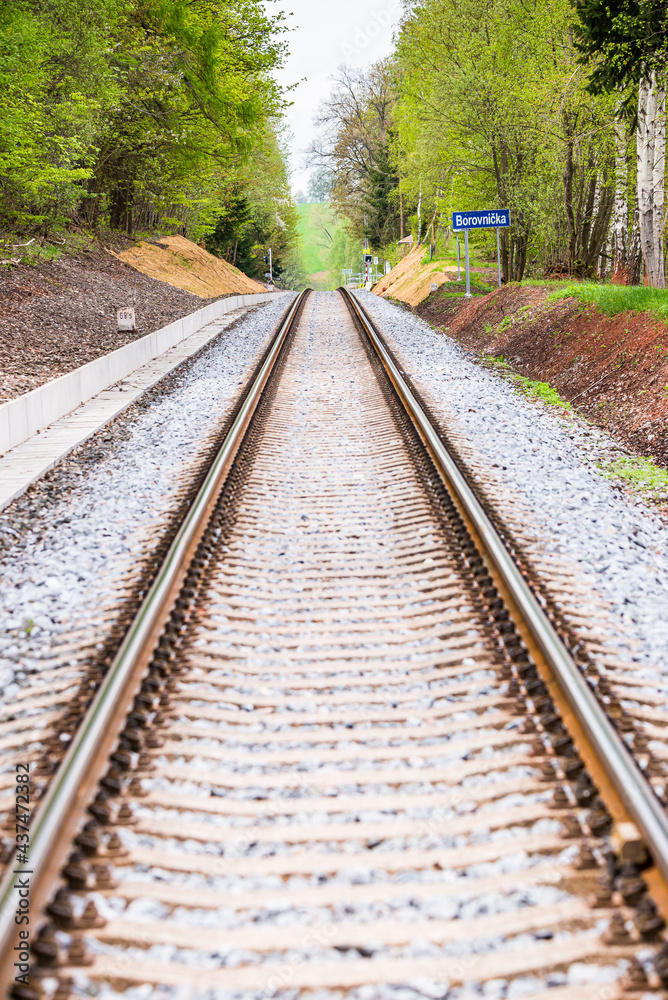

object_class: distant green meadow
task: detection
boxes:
[296,204,335,285]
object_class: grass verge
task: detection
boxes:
[547,282,668,320]
[483,355,571,410]
[598,455,668,500]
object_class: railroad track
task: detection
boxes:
[3,288,668,999]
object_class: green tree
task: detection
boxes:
[573,0,668,98]
[394,0,616,278]
[91,0,288,232]
[0,0,290,249]
[0,0,121,229]
[308,60,399,248]
[574,0,667,286]
[205,131,302,284]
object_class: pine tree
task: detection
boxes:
[364,141,399,246]
[573,0,667,97]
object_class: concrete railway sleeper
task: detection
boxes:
[1,290,668,999]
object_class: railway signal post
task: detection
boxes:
[363,252,373,288]
[263,248,273,286]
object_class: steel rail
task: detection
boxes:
[0,289,310,981]
[339,285,668,888]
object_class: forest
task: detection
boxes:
[309,0,668,287]
[0,0,303,283]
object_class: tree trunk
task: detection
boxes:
[110,186,125,230]
[110,183,134,233]
[510,225,529,281]
[578,159,597,261]
[563,137,576,272]
[654,77,666,286]
[598,235,608,279]
[612,120,629,282]
[416,184,422,244]
[583,177,613,271]
[629,199,643,284]
[637,72,666,288]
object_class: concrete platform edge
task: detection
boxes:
[0,291,282,457]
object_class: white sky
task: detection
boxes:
[265,0,402,193]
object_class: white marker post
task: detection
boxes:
[117,307,136,332]
[456,232,461,281]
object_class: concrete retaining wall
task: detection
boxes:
[0,291,282,457]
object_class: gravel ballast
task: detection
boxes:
[355,290,668,670]
[0,294,295,703]
[60,291,625,1000]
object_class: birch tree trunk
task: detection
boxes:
[612,119,628,282]
[637,72,666,288]
[591,180,601,274]
[417,184,422,244]
[654,80,666,286]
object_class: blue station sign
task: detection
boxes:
[452,209,510,231]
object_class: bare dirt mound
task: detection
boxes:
[416,284,668,466]
[0,243,213,403]
[116,235,265,298]
[374,245,458,306]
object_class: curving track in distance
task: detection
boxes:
[2,288,668,1000]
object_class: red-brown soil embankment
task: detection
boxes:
[416,284,668,466]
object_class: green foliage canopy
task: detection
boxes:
[392,0,618,278]
[0,0,295,270]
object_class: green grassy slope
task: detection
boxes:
[296,204,327,272]
[296,203,389,290]
[547,282,668,320]
[295,203,340,290]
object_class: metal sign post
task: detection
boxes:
[452,210,510,298]
[464,229,471,298]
